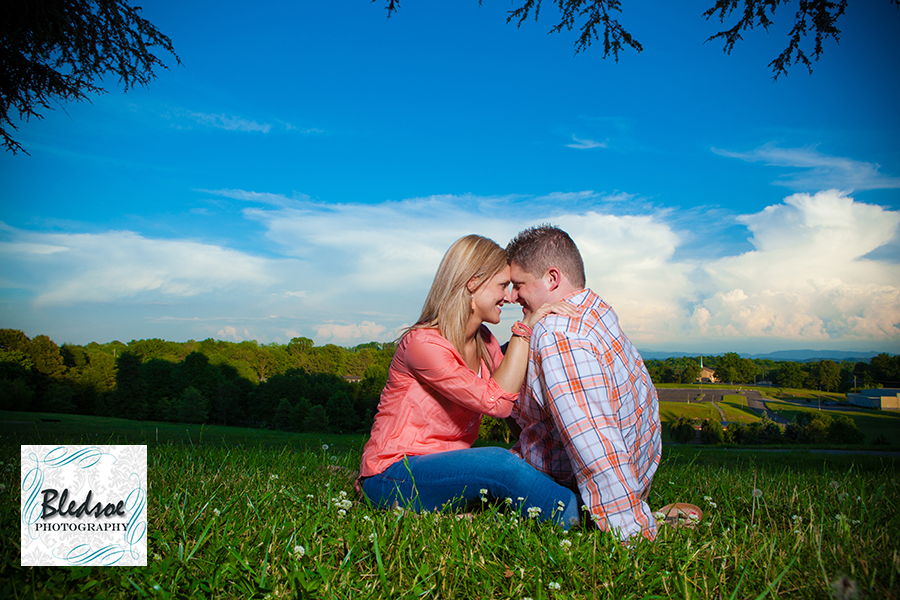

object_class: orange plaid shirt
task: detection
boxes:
[512,289,661,541]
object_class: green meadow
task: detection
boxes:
[2,412,899,599]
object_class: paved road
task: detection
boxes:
[657,388,785,423]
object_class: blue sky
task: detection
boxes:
[1,0,899,355]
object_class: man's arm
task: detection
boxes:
[537,332,658,541]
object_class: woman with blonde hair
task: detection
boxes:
[358,234,581,528]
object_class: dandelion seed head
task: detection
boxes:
[752,488,763,499]
[322,444,329,451]
[829,575,861,600]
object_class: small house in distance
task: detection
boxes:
[847,389,900,410]
[698,367,717,384]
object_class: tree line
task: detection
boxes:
[644,352,900,392]
[0,329,394,434]
[2,328,898,432]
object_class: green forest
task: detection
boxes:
[1,328,898,434]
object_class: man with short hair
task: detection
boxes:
[506,224,661,541]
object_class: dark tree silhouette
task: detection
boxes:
[1,0,180,154]
[375,0,898,79]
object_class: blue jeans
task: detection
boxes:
[360,447,581,529]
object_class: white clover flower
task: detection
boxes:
[505,497,513,505]
[517,497,525,502]
[269,474,279,480]
[213,508,221,517]
[548,581,561,591]
[337,509,346,518]
[557,500,565,509]
[708,502,717,509]
[339,490,348,498]
[294,545,306,558]
[527,506,542,519]
[306,494,314,499]
[688,513,700,522]
[369,533,377,543]
[703,495,712,502]
[363,515,372,522]
[653,511,666,521]
[559,539,572,550]
[393,506,404,516]
[752,489,763,499]
[479,488,488,496]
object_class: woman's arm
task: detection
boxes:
[404,330,518,418]
[491,302,579,393]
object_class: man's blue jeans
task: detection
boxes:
[360,447,581,529]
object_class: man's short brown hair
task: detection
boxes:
[506,225,585,289]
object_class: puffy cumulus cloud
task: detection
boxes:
[541,211,693,345]
[315,321,389,344]
[689,190,900,343]
[217,325,250,342]
[4,189,898,350]
[0,226,275,305]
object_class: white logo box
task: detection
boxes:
[20,445,148,567]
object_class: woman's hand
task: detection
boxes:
[522,301,579,329]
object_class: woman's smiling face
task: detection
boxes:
[470,265,512,325]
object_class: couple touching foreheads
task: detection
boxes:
[357,225,662,541]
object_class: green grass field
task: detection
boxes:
[766,400,900,444]
[2,414,898,598]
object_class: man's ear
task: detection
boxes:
[546,268,562,292]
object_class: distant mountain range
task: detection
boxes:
[638,349,891,362]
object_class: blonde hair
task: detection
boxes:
[406,235,508,374]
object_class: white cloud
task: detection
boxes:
[170,109,272,133]
[3,190,898,350]
[0,228,275,305]
[689,190,900,343]
[315,321,389,344]
[566,135,607,149]
[197,188,310,209]
[713,143,900,191]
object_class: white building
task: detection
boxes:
[847,389,900,409]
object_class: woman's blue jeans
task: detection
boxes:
[360,447,580,529]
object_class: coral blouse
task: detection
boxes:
[359,325,517,478]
